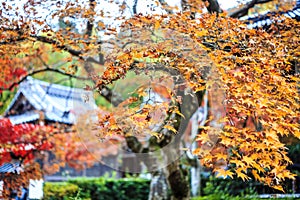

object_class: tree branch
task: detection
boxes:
[204,0,223,13]
[34,36,82,57]
[0,63,123,106]
[86,0,96,36]
[229,0,274,18]
[34,36,104,64]
[0,34,104,65]
[0,67,88,92]
[133,0,138,14]
[81,0,124,106]
[158,0,173,14]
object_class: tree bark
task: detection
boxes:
[229,0,274,18]
[133,0,138,14]
[125,136,169,200]
[167,161,190,200]
[148,170,168,200]
[181,0,222,19]
[82,0,124,106]
[203,0,223,13]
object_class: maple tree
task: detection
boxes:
[0,0,299,199]
[0,116,110,198]
[95,12,299,194]
[0,118,48,198]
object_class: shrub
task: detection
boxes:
[43,182,79,200]
[44,177,150,200]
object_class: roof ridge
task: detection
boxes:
[26,76,91,94]
[5,77,97,124]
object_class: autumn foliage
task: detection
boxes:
[0,118,101,198]
[92,13,299,191]
[0,0,299,195]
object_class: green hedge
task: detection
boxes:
[192,175,297,200]
[199,175,295,196]
[43,182,79,200]
[44,177,150,200]
[43,175,297,199]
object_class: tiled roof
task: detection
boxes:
[7,111,40,125]
[0,162,21,173]
[244,2,300,29]
[5,77,97,125]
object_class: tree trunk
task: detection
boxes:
[167,161,190,200]
[148,170,168,200]
[204,0,223,13]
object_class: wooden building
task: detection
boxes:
[2,77,120,181]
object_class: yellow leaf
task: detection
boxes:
[252,162,265,173]
[215,168,234,179]
[272,185,284,193]
[196,29,208,37]
[236,168,250,181]
[214,152,227,161]
[233,71,245,78]
[243,156,255,165]
[230,159,246,168]
[251,170,260,181]
[174,109,185,118]
[163,125,177,133]
[154,20,160,30]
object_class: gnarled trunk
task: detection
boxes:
[148,170,168,200]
